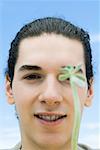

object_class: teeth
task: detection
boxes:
[37,114,64,121]
[51,115,56,121]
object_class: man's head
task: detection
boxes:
[6,17,93,88]
[6,17,94,150]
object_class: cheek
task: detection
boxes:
[12,82,40,116]
[77,87,87,108]
[13,82,39,102]
[63,87,75,114]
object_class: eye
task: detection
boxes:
[24,74,42,80]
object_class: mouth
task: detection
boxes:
[34,112,67,126]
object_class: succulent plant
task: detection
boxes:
[58,64,86,150]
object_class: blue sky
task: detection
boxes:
[0,0,100,149]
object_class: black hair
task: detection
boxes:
[6,17,93,88]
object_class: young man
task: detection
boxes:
[5,17,93,150]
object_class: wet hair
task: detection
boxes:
[6,17,93,88]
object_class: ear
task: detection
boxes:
[84,78,94,107]
[5,75,15,104]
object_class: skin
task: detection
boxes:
[6,33,93,150]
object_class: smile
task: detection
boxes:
[34,113,67,126]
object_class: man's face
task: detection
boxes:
[6,34,93,149]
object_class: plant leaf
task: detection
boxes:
[71,76,86,87]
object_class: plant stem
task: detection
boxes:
[71,80,81,150]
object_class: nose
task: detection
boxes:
[38,75,63,107]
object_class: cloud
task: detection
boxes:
[79,122,100,149]
[90,34,100,43]
[81,122,100,130]
[0,126,20,149]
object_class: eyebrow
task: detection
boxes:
[18,65,42,72]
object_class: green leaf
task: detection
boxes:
[74,64,82,73]
[58,74,70,81]
[71,76,86,87]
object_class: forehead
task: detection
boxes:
[16,34,85,71]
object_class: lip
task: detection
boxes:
[34,112,67,126]
[34,112,67,116]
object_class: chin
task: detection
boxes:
[36,134,69,147]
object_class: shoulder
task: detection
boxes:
[78,143,94,150]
